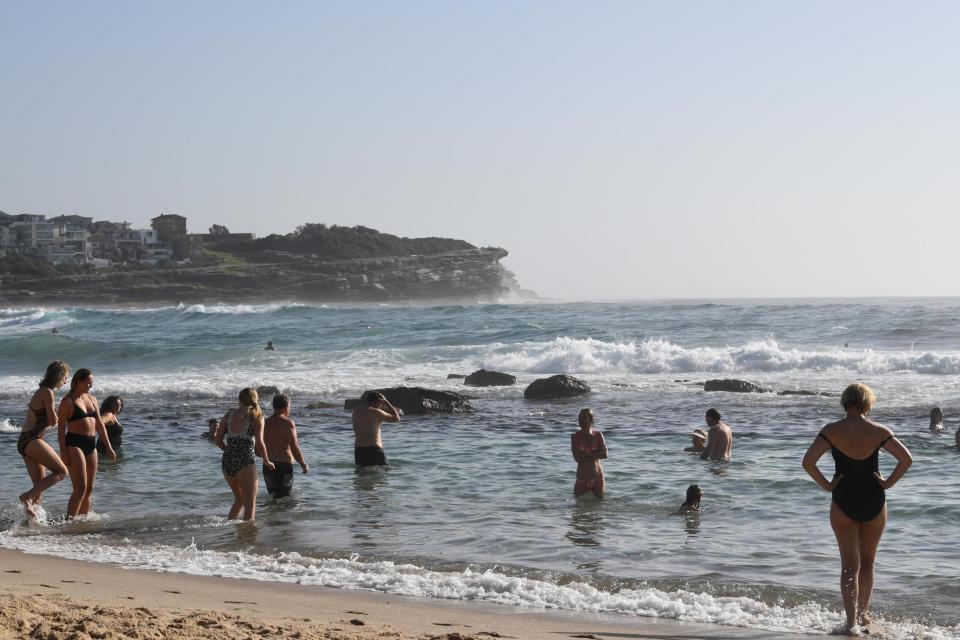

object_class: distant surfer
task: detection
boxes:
[262,393,308,499]
[264,341,276,351]
[51,327,60,334]
[700,409,733,462]
[572,408,607,499]
[352,392,401,467]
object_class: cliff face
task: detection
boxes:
[0,248,517,305]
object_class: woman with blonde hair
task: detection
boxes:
[17,361,71,518]
[802,383,913,635]
[214,388,273,521]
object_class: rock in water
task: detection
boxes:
[523,375,591,399]
[703,379,770,393]
[304,401,337,409]
[344,387,472,414]
[446,373,467,379]
[256,385,281,397]
[464,369,517,387]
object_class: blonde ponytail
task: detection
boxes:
[238,388,263,420]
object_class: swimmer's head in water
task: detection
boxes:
[578,408,594,428]
[841,383,875,415]
[273,393,290,412]
[40,360,70,389]
[931,406,944,421]
[100,395,123,415]
[705,408,721,425]
[686,483,703,505]
[70,368,93,395]
[366,392,386,406]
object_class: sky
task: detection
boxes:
[2,1,958,300]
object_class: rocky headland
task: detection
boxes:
[0,247,523,306]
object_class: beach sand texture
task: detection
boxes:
[0,549,812,640]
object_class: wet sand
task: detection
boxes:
[0,549,814,639]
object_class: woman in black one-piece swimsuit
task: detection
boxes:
[802,383,913,636]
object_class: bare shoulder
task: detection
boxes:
[867,419,894,438]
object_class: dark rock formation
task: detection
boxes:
[778,390,840,397]
[523,375,591,399]
[703,379,770,393]
[446,374,467,379]
[464,369,517,387]
[256,385,281,397]
[343,387,472,414]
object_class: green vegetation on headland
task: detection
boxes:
[209,223,475,262]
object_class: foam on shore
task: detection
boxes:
[0,532,954,639]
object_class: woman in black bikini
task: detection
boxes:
[214,388,273,521]
[95,395,124,456]
[58,368,117,519]
[17,361,71,518]
[802,383,913,636]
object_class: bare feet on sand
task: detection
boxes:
[831,623,864,637]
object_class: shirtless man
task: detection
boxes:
[262,394,308,499]
[700,408,733,461]
[352,391,401,467]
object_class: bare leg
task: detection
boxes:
[66,447,89,519]
[592,478,606,500]
[20,440,69,516]
[237,463,258,521]
[856,505,887,631]
[225,474,243,520]
[830,502,864,634]
[78,451,98,515]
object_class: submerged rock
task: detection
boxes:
[446,374,467,379]
[523,375,591,399]
[464,369,517,387]
[304,401,337,409]
[255,385,281,397]
[344,387,472,414]
[703,379,770,393]
[778,389,840,398]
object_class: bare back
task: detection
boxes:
[352,406,391,447]
[821,416,893,458]
[264,414,295,463]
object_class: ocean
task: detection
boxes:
[1,299,958,639]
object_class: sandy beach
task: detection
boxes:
[0,548,816,640]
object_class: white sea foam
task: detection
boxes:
[481,337,960,376]
[0,534,953,640]
[0,419,19,433]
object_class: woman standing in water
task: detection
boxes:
[214,388,273,521]
[17,361,71,518]
[802,383,913,636]
[95,395,124,456]
[58,368,117,519]
[571,408,607,499]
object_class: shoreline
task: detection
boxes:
[0,548,814,639]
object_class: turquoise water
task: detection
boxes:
[1,300,959,638]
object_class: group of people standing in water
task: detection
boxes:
[13,359,950,636]
[16,361,123,520]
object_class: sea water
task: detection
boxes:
[1,299,958,638]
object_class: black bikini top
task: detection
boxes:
[69,400,97,422]
[819,432,893,477]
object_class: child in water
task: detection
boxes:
[678,484,703,514]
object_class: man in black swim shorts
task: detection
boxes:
[352,392,401,467]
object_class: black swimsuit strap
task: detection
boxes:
[817,432,833,446]
[877,435,893,449]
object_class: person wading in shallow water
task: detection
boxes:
[802,383,913,636]
[17,361,71,518]
[571,408,607,499]
[262,393,308,499]
[352,392,401,467]
[215,388,273,521]
[700,408,732,462]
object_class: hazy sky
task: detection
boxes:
[2,2,958,300]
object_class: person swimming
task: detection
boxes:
[202,418,219,440]
[572,408,607,499]
[678,484,703,514]
[17,361,71,518]
[265,341,276,351]
[802,383,913,636]
[929,407,945,433]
